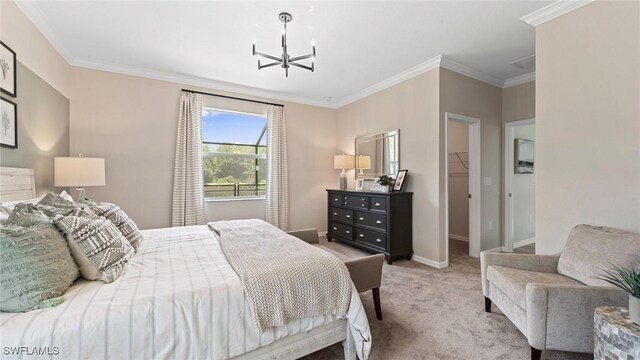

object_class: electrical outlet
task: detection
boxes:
[488,221,493,230]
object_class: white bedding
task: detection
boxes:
[0,225,370,360]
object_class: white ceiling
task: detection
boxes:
[18,1,550,107]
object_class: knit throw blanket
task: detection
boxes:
[209,219,352,333]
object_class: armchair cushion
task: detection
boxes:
[480,251,560,297]
[486,266,582,309]
[557,224,640,286]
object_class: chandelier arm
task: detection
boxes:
[258,61,282,69]
[289,62,313,71]
[254,52,282,62]
[288,54,314,62]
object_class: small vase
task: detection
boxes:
[630,294,640,325]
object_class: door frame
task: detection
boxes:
[445,112,481,263]
[503,118,535,252]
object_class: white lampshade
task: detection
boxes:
[357,155,371,170]
[333,154,355,170]
[55,157,106,187]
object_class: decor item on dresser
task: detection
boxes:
[0,41,16,97]
[327,189,413,264]
[54,155,106,200]
[393,169,408,191]
[0,97,17,148]
[334,154,355,190]
[599,262,640,324]
[594,306,640,359]
[355,129,399,177]
[252,12,316,77]
[372,175,394,192]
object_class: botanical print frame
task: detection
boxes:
[0,41,17,97]
[355,178,364,191]
[392,170,408,191]
[1,97,17,148]
[514,138,534,174]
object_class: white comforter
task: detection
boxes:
[0,225,370,360]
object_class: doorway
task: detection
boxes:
[445,113,481,264]
[503,119,535,253]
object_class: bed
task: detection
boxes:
[0,167,371,360]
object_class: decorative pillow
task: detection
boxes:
[37,192,79,217]
[79,199,143,251]
[59,190,74,202]
[5,203,50,227]
[54,215,134,283]
[0,223,79,312]
[1,196,45,214]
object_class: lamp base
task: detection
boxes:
[339,174,347,190]
[74,188,86,202]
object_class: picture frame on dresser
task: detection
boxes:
[392,170,408,191]
[0,97,17,148]
[0,41,17,98]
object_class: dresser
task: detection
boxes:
[326,189,413,264]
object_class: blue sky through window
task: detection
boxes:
[202,108,267,145]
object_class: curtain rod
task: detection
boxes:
[181,89,284,107]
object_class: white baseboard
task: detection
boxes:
[412,255,449,269]
[514,237,535,249]
[449,234,469,242]
[484,246,504,253]
[318,231,327,238]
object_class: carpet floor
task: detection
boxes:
[301,239,591,360]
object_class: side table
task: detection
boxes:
[594,306,640,359]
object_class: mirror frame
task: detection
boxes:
[354,129,400,178]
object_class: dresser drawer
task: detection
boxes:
[356,228,387,250]
[344,195,369,209]
[356,211,387,230]
[330,194,343,205]
[330,222,354,240]
[330,208,354,224]
[370,197,387,212]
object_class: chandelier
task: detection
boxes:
[252,12,316,77]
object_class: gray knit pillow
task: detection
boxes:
[5,203,50,227]
[36,192,79,217]
[0,223,79,312]
[79,199,142,251]
[54,215,134,283]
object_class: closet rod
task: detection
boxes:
[181,89,284,108]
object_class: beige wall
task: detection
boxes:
[336,69,441,264]
[535,0,640,254]
[440,69,503,257]
[0,1,71,98]
[70,67,337,231]
[502,81,535,124]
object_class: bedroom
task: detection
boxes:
[1,1,639,360]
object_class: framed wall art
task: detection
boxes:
[514,138,534,174]
[0,41,17,97]
[1,97,17,148]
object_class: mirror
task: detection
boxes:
[355,129,399,178]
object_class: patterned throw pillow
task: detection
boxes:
[79,199,142,251]
[37,192,79,217]
[0,223,79,312]
[54,216,134,283]
[5,203,50,227]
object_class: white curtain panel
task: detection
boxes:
[171,91,205,227]
[265,105,289,230]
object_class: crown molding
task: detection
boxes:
[71,58,336,108]
[439,56,504,88]
[521,0,595,27]
[503,72,535,88]
[14,1,76,64]
[334,55,443,108]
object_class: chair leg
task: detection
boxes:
[531,347,542,360]
[484,297,492,313]
[372,288,383,320]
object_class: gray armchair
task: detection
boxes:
[481,225,640,360]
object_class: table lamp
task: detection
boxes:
[55,155,106,200]
[357,155,371,176]
[334,154,354,190]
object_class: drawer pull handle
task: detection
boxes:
[333,227,337,230]
[334,198,339,201]
[333,212,337,216]
[359,217,364,221]
[346,214,351,218]
[345,231,350,234]
[359,234,364,238]
[376,220,382,224]
[376,238,382,243]
[375,203,381,206]
[361,198,365,201]
[361,204,365,207]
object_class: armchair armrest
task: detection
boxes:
[286,228,319,244]
[526,283,627,352]
[480,251,560,297]
[344,254,384,293]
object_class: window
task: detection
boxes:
[202,108,267,199]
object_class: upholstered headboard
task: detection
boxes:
[0,167,36,201]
